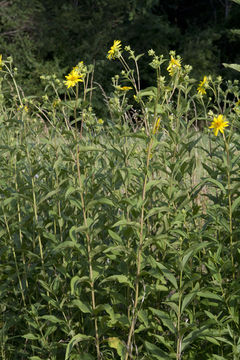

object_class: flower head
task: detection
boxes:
[209,114,229,136]
[107,40,122,60]
[0,54,2,70]
[64,69,83,89]
[119,86,132,91]
[167,55,181,76]
[98,118,104,125]
[197,76,208,95]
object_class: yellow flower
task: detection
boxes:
[64,69,83,88]
[153,117,161,134]
[0,54,2,70]
[119,86,132,91]
[167,55,181,76]
[197,76,208,95]
[209,114,229,136]
[98,118,104,125]
[17,105,29,113]
[107,40,122,60]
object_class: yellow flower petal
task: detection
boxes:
[167,55,181,76]
[64,69,83,88]
[107,40,122,60]
[209,114,229,136]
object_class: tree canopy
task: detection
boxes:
[1,0,240,95]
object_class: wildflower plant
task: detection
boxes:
[1,46,240,360]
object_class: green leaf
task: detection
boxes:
[100,275,134,289]
[53,241,83,254]
[156,262,178,289]
[108,229,123,243]
[232,196,240,213]
[38,189,59,205]
[65,186,78,199]
[86,197,115,210]
[38,279,54,295]
[201,178,226,194]
[65,334,94,360]
[145,206,169,220]
[22,333,39,340]
[197,291,223,301]
[112,219,141,229]
[181,325,210,351]
[145,341,171,359]
[78,145,103,152]
[108,337,126,358]
[72,299,92,314]
[78,354,95,360]
[71,276,90,295]
[181,291,197,313]
[41,315,64,324]
[181,242,209,270]
[222,63,240,72]
[149,308,176,334]
[145,180,161,193]
[138,86,157,98]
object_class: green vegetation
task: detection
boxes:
[1,44,240,360]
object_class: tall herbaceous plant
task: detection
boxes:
[0,43,240,360]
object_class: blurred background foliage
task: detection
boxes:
[1,0,240,100]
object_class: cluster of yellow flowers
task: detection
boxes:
[106,41,231,138]
[0,54,2,70]
[17,105,29,113]
[197,76,208,95]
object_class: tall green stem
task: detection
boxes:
[2,210,26,307]
[125,138,152,360]
[176,239,183,360]
[76,144,101,359]
[125,69,162,359]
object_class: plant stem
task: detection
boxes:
[125,138,152,360]
[76,144,101,359]
[2,210,26,307]
[176,239,183,360]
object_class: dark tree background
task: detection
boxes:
[1,0,240,97]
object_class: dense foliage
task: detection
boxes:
[1,44,240,359]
